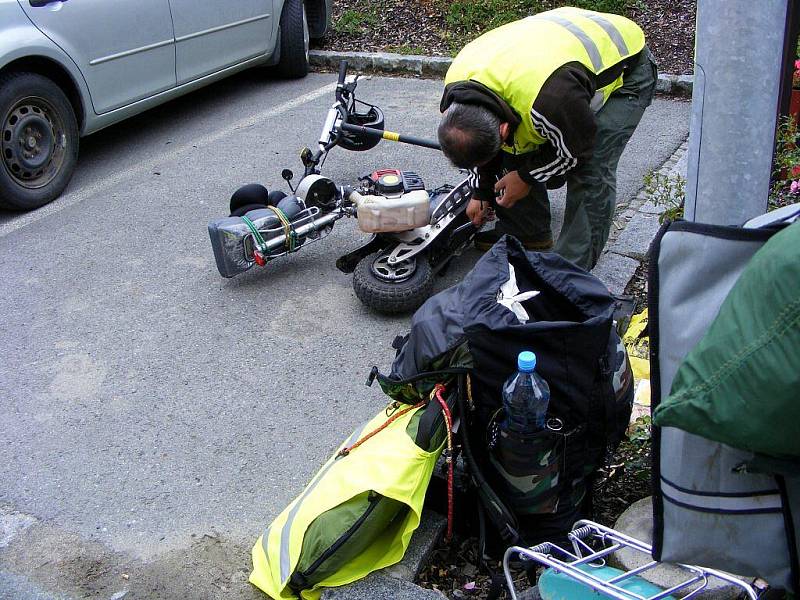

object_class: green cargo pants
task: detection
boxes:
[495,48,658,270]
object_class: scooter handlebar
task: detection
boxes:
[337,60,348,86]
[338,122,441,151]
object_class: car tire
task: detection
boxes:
[275,0,310,78]
[353,251,434,314]
[0,72,79,211]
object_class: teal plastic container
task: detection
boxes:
[539,564,676,600]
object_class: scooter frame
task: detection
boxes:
[239,60,476,311]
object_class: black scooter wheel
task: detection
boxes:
[353,251,433,314]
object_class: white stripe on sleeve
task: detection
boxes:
[468,168,480,191]
[528,108,578,181]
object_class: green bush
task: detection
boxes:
[769,116,800,210]
[643,170,686,224]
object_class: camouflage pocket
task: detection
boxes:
[487,413,567,515]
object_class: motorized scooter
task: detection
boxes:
[207,61,475,313]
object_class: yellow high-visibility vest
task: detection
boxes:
[444,7,645,154]
[250,403,444,599]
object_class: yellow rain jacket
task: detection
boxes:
[250,402,444,599]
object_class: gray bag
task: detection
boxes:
[207,196,305,278]
[648,205,800,592]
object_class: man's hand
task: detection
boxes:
[495,171,530,208]
[466,197,494,226]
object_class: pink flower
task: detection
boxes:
[795,59,800,71]
[790,180,800,195]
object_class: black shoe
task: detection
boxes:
[474,230,554,252]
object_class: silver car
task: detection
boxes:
[0,0,331,210]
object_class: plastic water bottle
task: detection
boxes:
[501,351,550,434]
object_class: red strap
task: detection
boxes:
[434,384,455,543]
[336,400,426,458]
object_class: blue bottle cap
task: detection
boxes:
[518,351,536,372]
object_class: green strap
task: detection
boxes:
[242,208,300,256]
[241,215,268,254]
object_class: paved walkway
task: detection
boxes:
[0,65,690,600]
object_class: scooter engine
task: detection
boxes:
[353,169,431,233]
[363,169,426,197]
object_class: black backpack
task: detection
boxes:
[372,236,633,548]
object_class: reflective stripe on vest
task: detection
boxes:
[444,7,645,154]
[270,421,371,583]
[577,10,630,57]
[534,10,633,71]
[257,422,370,579]
[534,13,604,71]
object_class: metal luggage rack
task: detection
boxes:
[503,520,758,600]
[245,205,341,260]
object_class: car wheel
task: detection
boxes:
[275,0,310,78]
[0,72,79,211]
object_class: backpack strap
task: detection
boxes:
[366,366,471,405]
[456,374,521,546]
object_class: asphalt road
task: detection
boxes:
[0,69,690,599]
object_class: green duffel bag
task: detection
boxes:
[250,389,455,600]
[653,220,800,459]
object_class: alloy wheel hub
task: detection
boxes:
[371,253,417,282]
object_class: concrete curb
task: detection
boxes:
[310,50,693,97]
[320,510,447,600]
[591,139,688,297]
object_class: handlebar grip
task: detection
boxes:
[337,60,348,85]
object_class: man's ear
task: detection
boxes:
[499,122,510,142]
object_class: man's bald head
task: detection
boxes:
[438,102,502,169]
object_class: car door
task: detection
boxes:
[18,0,176,115]
[167,0,273,85]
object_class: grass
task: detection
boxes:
[436,0,641,54]
[331,0,644,56]
[335,8,379,35]
[386,44,428,55]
